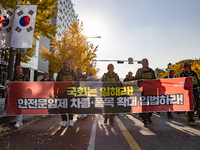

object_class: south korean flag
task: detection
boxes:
[11,5,37,48]
[0,4,14,48]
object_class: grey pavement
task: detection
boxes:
[0,97,41,134]
[0,97,16,125]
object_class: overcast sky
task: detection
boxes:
[72,0,200,79]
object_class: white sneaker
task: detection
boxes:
[77,114,81,119]
[62,121,68,127]
[69,120,73,127]
[14,122,23,128]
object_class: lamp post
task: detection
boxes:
[86,36,101,76]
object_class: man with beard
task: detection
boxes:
[134,58,156,127]
[102,64,121,126]
[180,62,200,126]
[55,60,78,127]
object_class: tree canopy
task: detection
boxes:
[39,21,99,75]
[155,59,200,79]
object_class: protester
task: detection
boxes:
[102,64,121,126]
[87,73,96,81]
[40,72,54,81]
[123,71,134,82]
[76,67,87,120]
[40,72,54,118]
[134,58,156,127]
[55,60,78,127]
[13,66,29,128]
[164,69,176,119]
[180,62,200,126]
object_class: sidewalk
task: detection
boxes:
[0,97,43,135]
[0,97,16,125]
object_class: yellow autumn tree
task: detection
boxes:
[155,59,200,79]
[39,21,99,75]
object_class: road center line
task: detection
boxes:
[87,115,97,150]
[115,116,141,150]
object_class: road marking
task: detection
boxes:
[87,115,97,150]
[115,116,142,150]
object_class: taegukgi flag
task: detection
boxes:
[0,4,15,48]
[11,5,37,48]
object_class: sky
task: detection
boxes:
[72,0,200,79]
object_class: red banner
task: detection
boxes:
[7,77,193,115]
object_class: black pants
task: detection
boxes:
[167,112,173,117]
[104,114,114,124]
[3,95,7,111]
[141,112,152,123]
[59,108,73,121]
[188,89,200,122]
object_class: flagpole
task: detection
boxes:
[8,47,16,81]
[15,48,21,69]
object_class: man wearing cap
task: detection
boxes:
[134,58,156,127]
[102,64,121,126]
[180,62,200,126]
[13,66,29,128]
[40,72,54,81]
[123,71,134,82]
[55,60,78,127]
[40,72,54,118]
[164,69,176,119]
[76,67,87,120]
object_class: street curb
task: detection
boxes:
[0,116,16,125]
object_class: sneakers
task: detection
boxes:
[14,122,23,128]
[69,120,73,127]
[62,121,68,127]
[184,113,190,122]
[77,114,81,119]
[189,121,196,126]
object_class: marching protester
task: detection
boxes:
[164,69,176,119]
[76,67,87,120]
[87,73,96,81]
[55,60,78,127]
[102,64,121,126]
[134,58,156,127]
[40,72,54,118]
[40,72,54,82]
[13,66,29,128]
[123,71,134,82]
[180,62,200,126]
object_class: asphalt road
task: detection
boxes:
[0,112,200,150]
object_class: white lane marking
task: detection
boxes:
[87,115,97,150]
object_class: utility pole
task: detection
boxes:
[8,48,16,81]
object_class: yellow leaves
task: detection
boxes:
[158,58,200,78]
[39,21,99,75]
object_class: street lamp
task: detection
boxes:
[87,36,101,38]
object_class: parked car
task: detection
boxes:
[0,83,7,97]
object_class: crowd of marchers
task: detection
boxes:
[3,58,200,128]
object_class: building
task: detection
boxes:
[21,0,79,81]
[51,0,79,43]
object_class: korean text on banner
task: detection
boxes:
[7,78,193,115]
